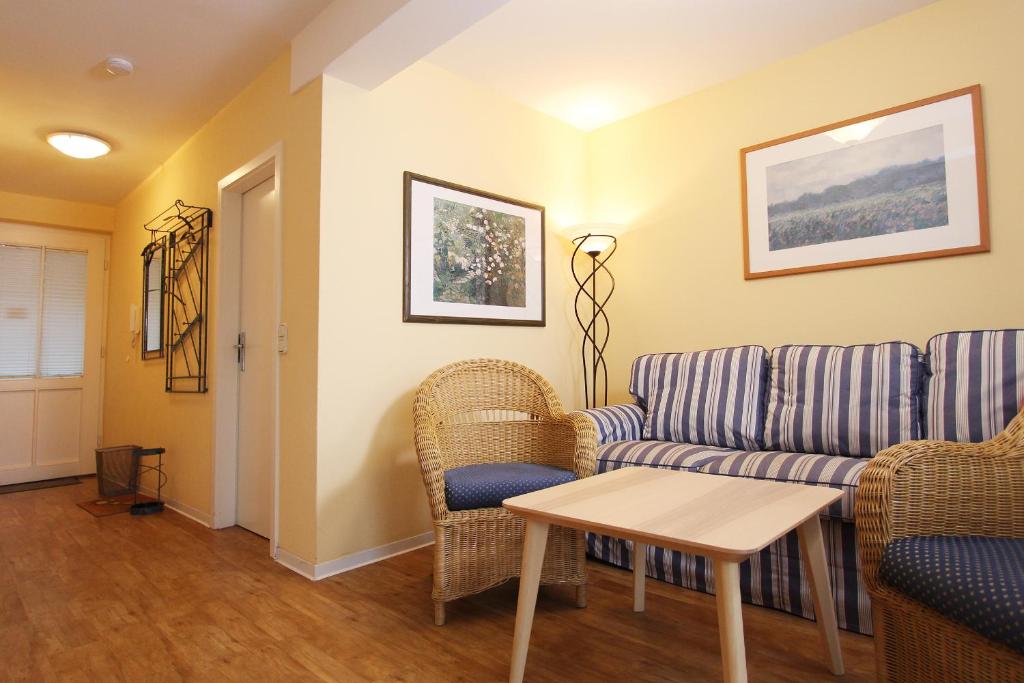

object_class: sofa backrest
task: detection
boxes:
[924,329,1024,442]
[630,346,769,450]
[763,343,924,458]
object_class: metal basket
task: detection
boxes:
[95,445,141,498]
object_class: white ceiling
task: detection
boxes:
[0,0,331,206]
[0,0,939,207]
[427,0,937,131]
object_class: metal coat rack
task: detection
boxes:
[143,199,212,393]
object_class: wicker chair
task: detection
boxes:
[414,359,596,625]
[856,407,1024,682]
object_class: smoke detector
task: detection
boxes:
[104,56,134,77]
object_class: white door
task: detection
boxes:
[235,177,278,537]
[0,223,108,485]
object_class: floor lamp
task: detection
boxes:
[569,226,619,409]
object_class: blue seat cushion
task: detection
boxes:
[443,463,576,511]
[880,535,1024,655]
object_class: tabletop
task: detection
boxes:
[503,466,842,560]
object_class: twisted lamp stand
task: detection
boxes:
[571,234,616,409]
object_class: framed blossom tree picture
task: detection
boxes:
[403,172,545,325]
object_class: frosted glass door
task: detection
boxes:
[0,223,108,485]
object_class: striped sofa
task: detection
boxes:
[580,330,1024,636]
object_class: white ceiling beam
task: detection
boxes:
[291,0,410,92]
[291,0,510,93]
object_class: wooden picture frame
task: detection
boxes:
[403,172,546,326]
[741,85,989,279]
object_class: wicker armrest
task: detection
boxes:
[856,409,1024,594]
[554,412,598,478]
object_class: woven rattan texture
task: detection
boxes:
[414,359,596,621]
[856,407,1024,681]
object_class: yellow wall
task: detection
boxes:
[588,0,1024,403]
[104,53,322,561]
[0,190,114,232]
[317,63,587,561]
[73,0,1024,568]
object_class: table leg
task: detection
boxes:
[797,517,845,675]
[713,559,747,683]
[633,541,647,612]
[509,519,549,683]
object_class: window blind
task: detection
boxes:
[0,245,42,377]
[39,249,87,377]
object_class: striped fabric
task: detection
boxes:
[580,403,645,445]
[698,450,867,521]
[765,343,924,457]
[631,347,769,449]
[587,517,871,635]
[596,440,735,473]
[924,329,1024,442]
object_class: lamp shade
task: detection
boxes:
[563,222,626,255]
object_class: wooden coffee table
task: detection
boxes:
[503,466,844,683]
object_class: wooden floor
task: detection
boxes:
[0,481,876,682]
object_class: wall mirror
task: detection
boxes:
[141,239,165,359]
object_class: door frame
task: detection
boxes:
[212,143,283,557]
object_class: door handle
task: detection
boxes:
[234,332,246,371]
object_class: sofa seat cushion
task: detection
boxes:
[631,346,769,449]
[698,450,867,521]
[596,440,736,474]
[880,536,1024,655]
[443,463,576,511]
[765,342,924,457]
[924,329,1024,442]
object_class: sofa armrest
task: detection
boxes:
[855,408,1024,596]
[577,403,645,445]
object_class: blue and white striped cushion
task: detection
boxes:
[587,517,872,634]
[632,347,769,449]
[765,343,924,457]
[580,403,645,445]
[596,440,736,473]
[924,329,1024,442]
[698,450,867,521]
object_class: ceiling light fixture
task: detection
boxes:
[104,56,134,77]
[46,132,111,159]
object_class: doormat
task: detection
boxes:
[0,476,80,495]
[77,494,156,517]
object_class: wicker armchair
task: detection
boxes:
[414,359,596,625]
[856,407,1024,682]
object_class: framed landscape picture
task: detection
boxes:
[403,172,545,325]
[741,85,988,279]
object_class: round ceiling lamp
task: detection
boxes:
[104,56,134,77]
[46,132,111,159]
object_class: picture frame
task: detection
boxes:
[741,85,988,279]
[403,172,546,326]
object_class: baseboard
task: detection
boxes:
[275,531,435,581]
[275,547,317,579]
[136,485,212,527]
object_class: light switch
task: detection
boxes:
[277,323,288,353]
